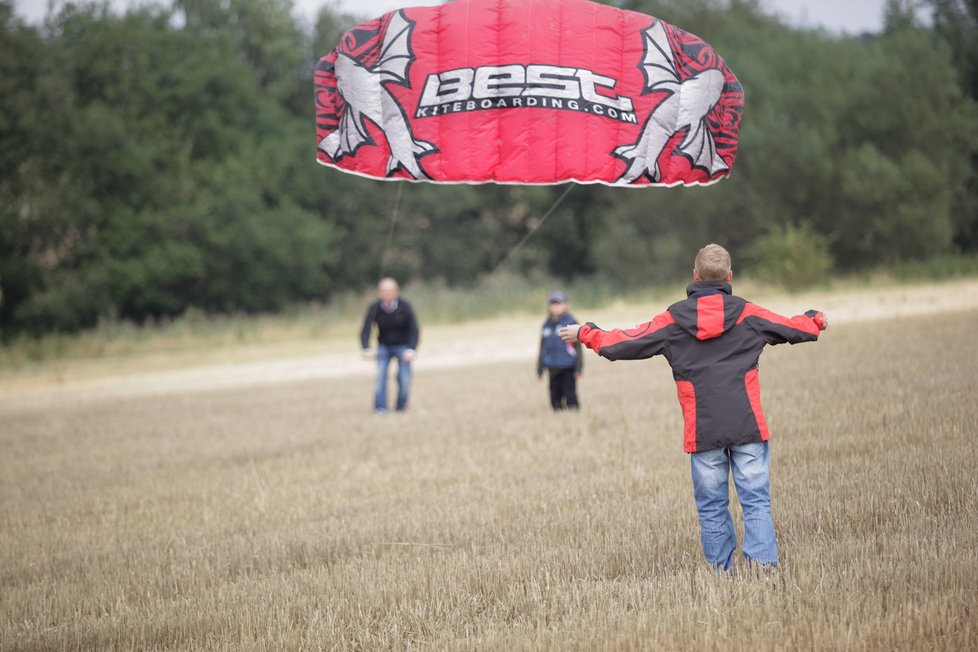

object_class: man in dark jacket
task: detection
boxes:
[559,244,827,571]
[537,291,583,410]
[360,277,420,414]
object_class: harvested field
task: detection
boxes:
[2,282,977,650]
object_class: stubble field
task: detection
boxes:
[2,286,978,650]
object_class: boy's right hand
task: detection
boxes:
[559,324,581,343]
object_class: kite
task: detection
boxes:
[314,0,743,187]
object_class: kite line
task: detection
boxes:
[378,183,574,281]
[378,183,404,279]
[488,184,574,277]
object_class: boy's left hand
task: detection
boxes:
[806,309,828,331]
[559,324,581,343]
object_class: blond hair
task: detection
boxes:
[694,244,732,281]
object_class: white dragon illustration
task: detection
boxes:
[318,11,435,180]
[615,20,730,184]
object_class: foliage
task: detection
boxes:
[2,0,978,338]
[923,0,978,251]
[0,1,338,336]
[747,223,833,291]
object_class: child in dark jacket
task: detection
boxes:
[559,244,827,571]
[537,291,583,410]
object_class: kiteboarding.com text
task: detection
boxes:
[416,64,639,124]
[415,95,638,123]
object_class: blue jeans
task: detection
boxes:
[374,343,412,412]
[690,441,778,571]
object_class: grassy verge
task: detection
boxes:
[2,256,978,372]
[0,272,673,372]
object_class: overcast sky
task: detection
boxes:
[13,0,907,34]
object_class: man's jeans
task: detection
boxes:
[374,343,412,412]
[690,441,778,571]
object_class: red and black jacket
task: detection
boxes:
[579,281,825,453]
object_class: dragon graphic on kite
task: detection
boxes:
[614,20,731,184]
[317,11,435,179]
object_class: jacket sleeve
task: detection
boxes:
[405,303,420,350]
[738,303,825,345]
[578,310,675,361]
[536,328,545,377]
[359,302,377,350]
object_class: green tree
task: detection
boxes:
[924,0,978,250]
[2,1,338,336]
[748,223,832,291]
[827,24,977,265]
[0,3,45,336]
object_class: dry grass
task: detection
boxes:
[1,309,977,650]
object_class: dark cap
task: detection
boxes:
[548,291,568,304]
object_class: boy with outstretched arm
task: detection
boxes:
[559,244,828,571]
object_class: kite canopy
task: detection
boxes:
[314,0,743,187]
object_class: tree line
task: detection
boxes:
[1,0,976,338]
